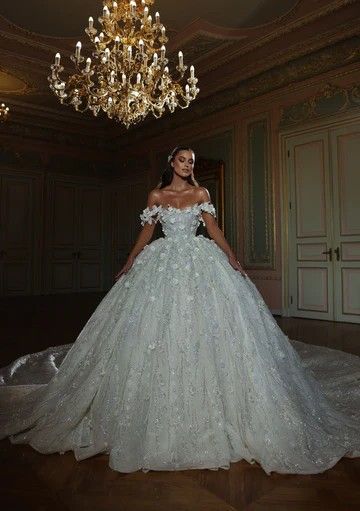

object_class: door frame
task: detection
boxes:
[279,110,360,318]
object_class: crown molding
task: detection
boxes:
[113,36,360,146]
[200,18,360,97]
[196,0,359,74]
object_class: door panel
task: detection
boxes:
[77,186,104,291]
[0,175,35,295]
[294,140,327,238]
[331,124,360,323]
[287,132,333,320]
[48,180,78,293]
[46,177,105,293]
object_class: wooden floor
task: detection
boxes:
[1,294,360,511]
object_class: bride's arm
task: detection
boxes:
[115,190,160,280]
[198,188,247,277]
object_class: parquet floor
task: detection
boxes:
[1,294,360,511]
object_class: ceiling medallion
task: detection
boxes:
[0,102,10,122]
[48,0,199,128]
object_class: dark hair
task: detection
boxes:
[158,146,198,189]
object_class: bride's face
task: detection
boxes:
[171,150,195,179]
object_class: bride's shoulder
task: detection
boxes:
[147,188,162,207]
[196,186,211,203]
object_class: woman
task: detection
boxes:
[0,146,359,475]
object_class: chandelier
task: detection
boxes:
[48,0,199,128]
[0,102,10,122]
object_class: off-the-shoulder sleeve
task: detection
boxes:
[140,205,161,226]
[198,201,216,225]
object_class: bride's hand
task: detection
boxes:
[228,256,247,277]
[115,256,135,281]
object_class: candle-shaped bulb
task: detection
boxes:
[113,1,118,9]
[155,11,160,23]
[115,35,120,50]
[75,41,82,58]
[139,38,144,52]
[161,45,166,58]
[103,6,110,17]
[178,50,183,66]
[143,6,149,20]
[108,96,113,104]
[104,47,110,61]
[153,52,158,65]
[164,66,169,73]
[190,65,195,78]
[130,0,136,14]
[161,26,166,36]
[148,14,152,24]
[99,32,104,41]
[122,73,126,85]
[185,84,190,96]
[88,16,94,29]
[94,36,100,44]
[55,52,61,65]
[110,70,115,83]
[127,45,132,59]
[85,57,91,71]
[136,73,141,84]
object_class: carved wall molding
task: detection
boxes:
[248,274,282,281]
[0,119,114,151]
[244,117,275,269]
[280,82,360,126]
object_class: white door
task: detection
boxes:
[287,122,360,324]
[287,132,334,320]
[330,124,360,323]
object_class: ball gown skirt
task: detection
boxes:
[0,202,360,475]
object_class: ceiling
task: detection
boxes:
[0,0,298,36]
[0,0,359,140]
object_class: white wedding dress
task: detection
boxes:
[1,201,360,475]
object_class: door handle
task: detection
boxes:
[321,248,332,261]
[334,246,340,261]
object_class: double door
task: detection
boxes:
[286,122,360,323]
[46,176,105,293]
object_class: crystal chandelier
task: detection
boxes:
[48,0,199,128]
[0,102,10,122]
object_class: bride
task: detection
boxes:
[1,145,359,475]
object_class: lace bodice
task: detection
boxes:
[140,201,216,239]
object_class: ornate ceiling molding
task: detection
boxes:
[113,36,360,145]
[197,0,359,73]
[212,18,360,97]
[0,68,30,94]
